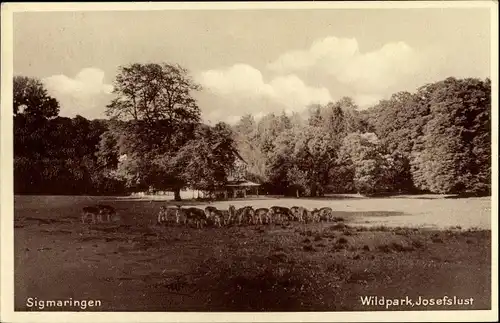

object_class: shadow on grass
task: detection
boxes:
[187,256,346,311]
[282,194,365,201]
[444,192,491,199]
[330,211,406,218]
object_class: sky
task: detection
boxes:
[13,6,492,124]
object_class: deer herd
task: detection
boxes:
[158,205,336,228]
[81,203,337,227]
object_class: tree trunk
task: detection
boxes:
[296,189,300,198]
[310,183,317,197]
[174,188,181,201]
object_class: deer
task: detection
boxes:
[318,207,334,222]
[81,206,103,224]
[269,206,293,224]
[184,207,207,228]
[204,206,223,227]
[254,208,271,225]
[228,205,255,225]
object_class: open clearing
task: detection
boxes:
[14,195,491,311]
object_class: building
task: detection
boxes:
[223,149,261,198]
[224,179,261,198]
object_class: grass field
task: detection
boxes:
[14,195,492,311]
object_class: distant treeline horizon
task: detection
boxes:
[13,63,491,199]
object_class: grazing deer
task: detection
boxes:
[270,206,292,224]
[227,205,254,225]
[219,209,231,226]
[174,206,188,225]
[228,205,237,225]
[185,207,207,228]
[290,206,306,222]
[204,206,223,227]
[310,208,321,223]
[237,206,255,225]
[81,206,102,224]
[302,208,313,223]
[290,206,299,221]
[254,208,271,225]
[318,207,333,222]
[97,204,117,223]
[293,206,309,223]
[157,206,168,224]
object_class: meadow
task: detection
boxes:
[14,195,492,311]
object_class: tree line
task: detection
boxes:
[234,78,491,197]
[13,63,491,198]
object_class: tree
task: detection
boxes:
[411,77,491,194]
[170,123,237,195]
[233,114,267,182]
[14,111,114,195]
[14,76,60,194]
[233,112,296,188]
[366,91,432,193]
[305,97,368,193]
[339,132,400,195]
[293,126,337,196]
[265,128,295,195]
[14,76,59,119]
[286,165,309,197]
[234,114,256,139]
[96,122,122,171]
[307,104,323,127]
[104,63,202,200]
[106,63,201,125]
[266,125,336,197]
[14,76,61,158]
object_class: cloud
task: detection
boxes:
[43,67,113,119]
[268,36,423,103]
[268,37,358,74]
[198,64,332,112]
[199,37,429,116]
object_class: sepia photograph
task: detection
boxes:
[1,1,498,322]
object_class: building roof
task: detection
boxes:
[212,142,247,164]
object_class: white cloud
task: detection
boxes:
[268,36,423,101]
[43,67,113,118]
[268,37,358,74]
[198,64,332,112]
[199,37,429,118]
[198,64,273,98]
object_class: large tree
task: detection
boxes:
[103,63,202,200]
[106,63,201,124]
[366,91,428,193]
[411,77,491,194]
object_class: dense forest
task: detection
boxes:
[13,63,491,199]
